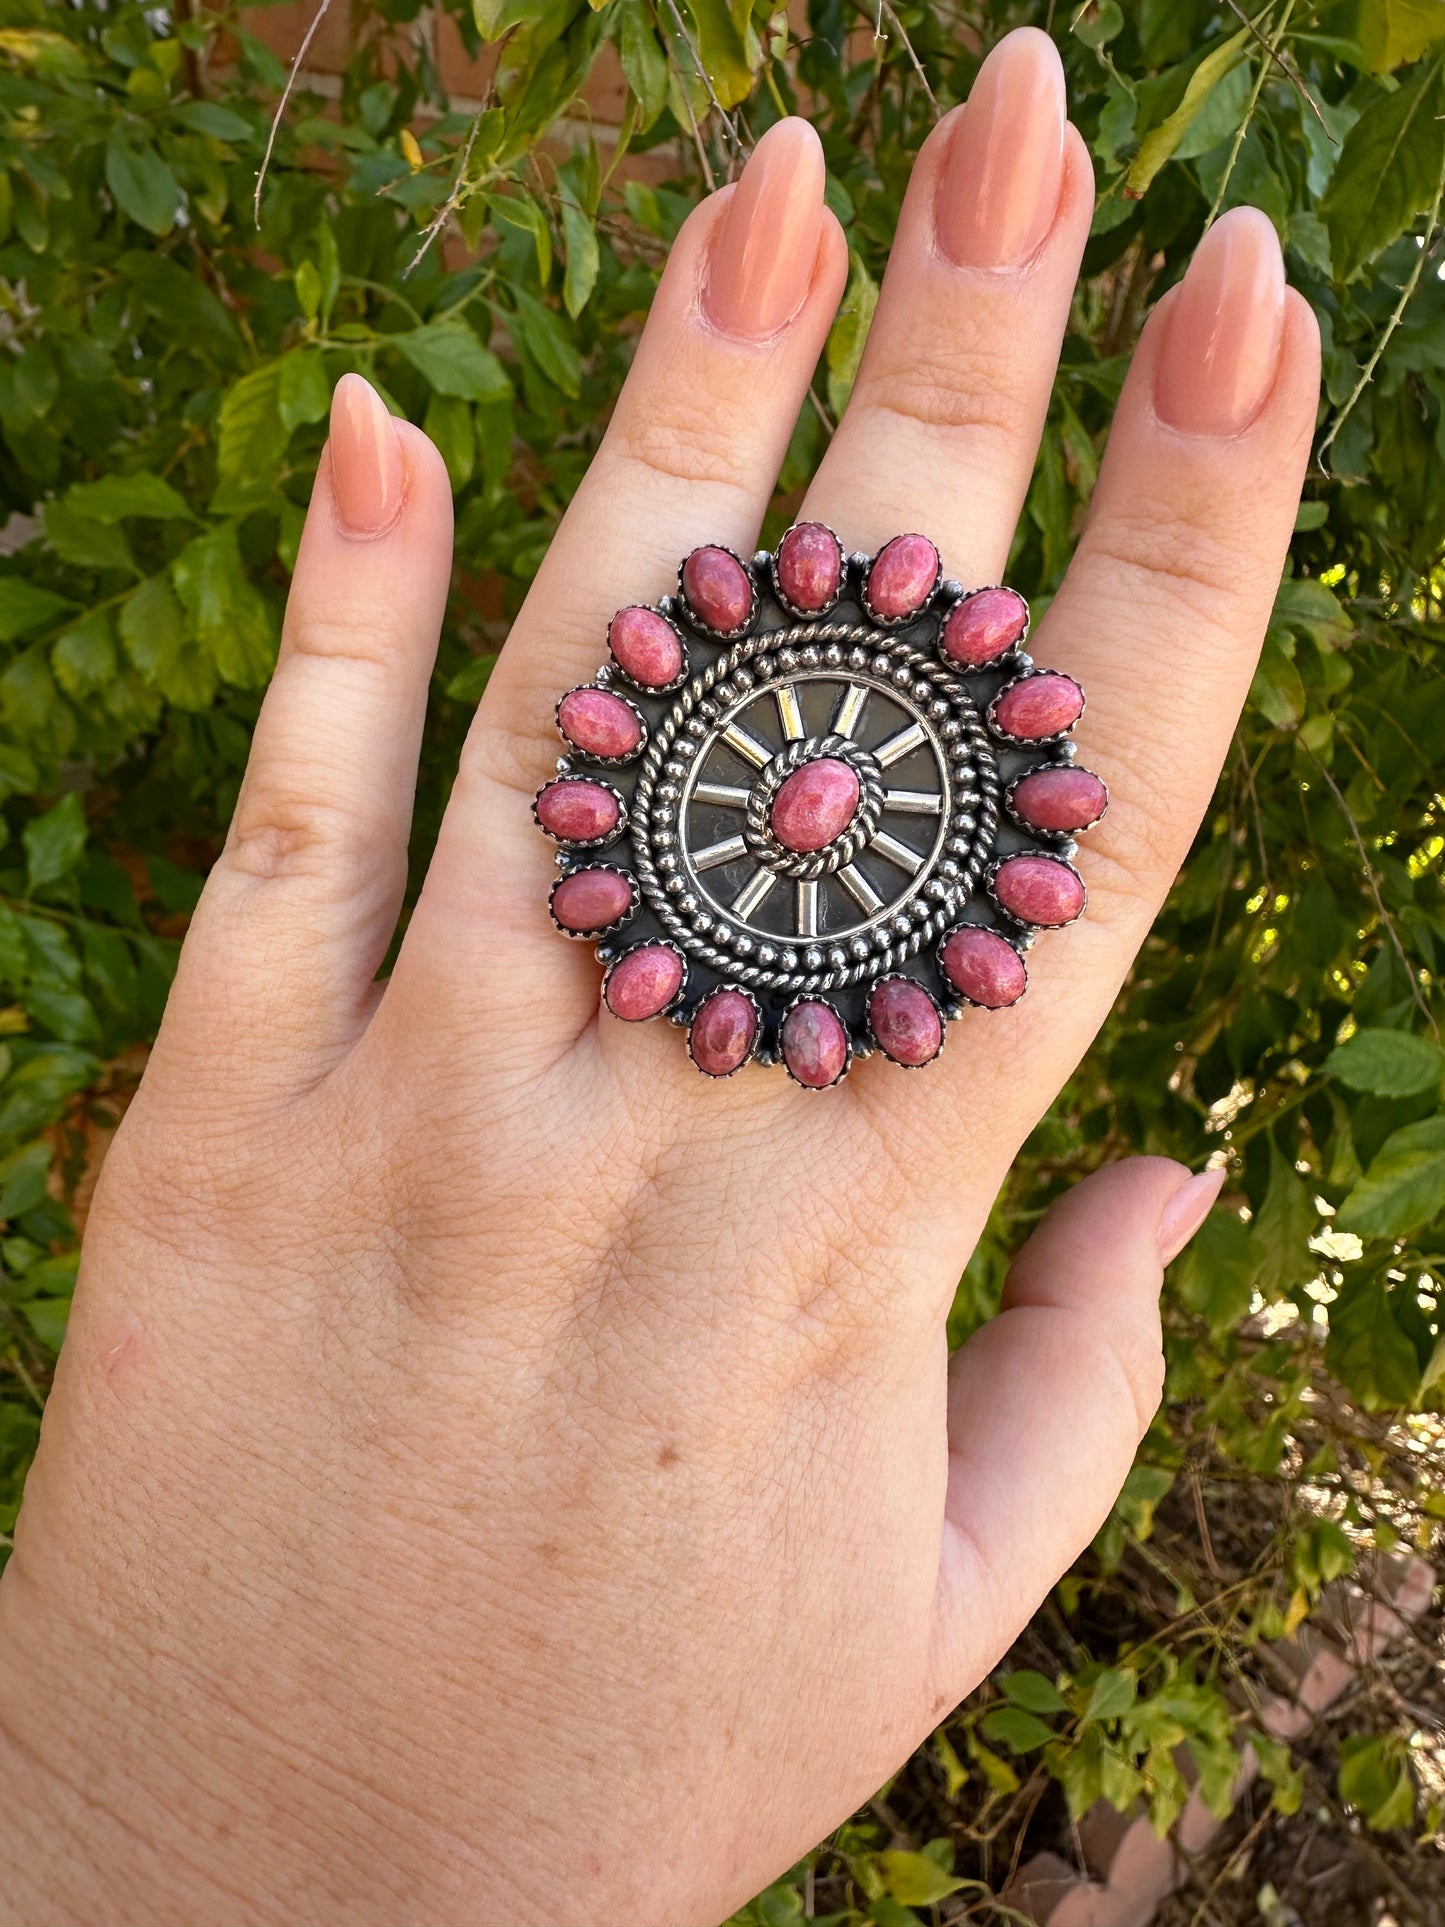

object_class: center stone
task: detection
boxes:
[769,757,861,854]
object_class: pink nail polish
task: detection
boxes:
[1155,207,1286,437]
[329,372,404,534]
[702,119,826,339]
[1158,1168,1226,1265]
[936,28,1066,270]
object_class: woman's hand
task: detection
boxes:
[0,28,1318,1927]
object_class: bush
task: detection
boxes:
[0,0,1442,1916]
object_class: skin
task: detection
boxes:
[0,31,1319,1927]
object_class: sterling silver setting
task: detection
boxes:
[536,528,1105,1083]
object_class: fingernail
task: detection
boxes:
[1158,1167,1226,1265]
[329,372,404,534]
[703,119,826,339]
[1155,207,1286,436]
[936,28,1065,269]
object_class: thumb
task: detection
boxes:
[929,1156,1223,1696]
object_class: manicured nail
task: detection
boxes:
[1158,1167,1226,1265]
[1155,207,1286,436]
[703,119,826,338]
[329,372,404,534]
[936,28,1065,270]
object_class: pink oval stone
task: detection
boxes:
[608,606,684,688]
[781,1001,849,1089]
[604,944,684,1021]
[776,522,842,612]
[769,757,860,854]
[1011,766,1108,834]
[550,867,634,933]
[866,534,940,620]
[558,686,643,760]
[941,588,1029,667]
[689,988,758,1077]
[681,546,753,633]
[535,778,620,843]
[868,978,942,1066]
[994,855,1085,927]
[940,927,1027,1008]
[993,673,1084,740]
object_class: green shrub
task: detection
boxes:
[0,0,1442,1912]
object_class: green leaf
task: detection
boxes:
[172,99,253,141]
[980,1705,1056,1753]
[1322,58,1445,280]
[395,320,511,403]
[423,393,475,491]
[1360,0,1445,72]
[42,498,133,575]
[119,574,217,710]
[1125,30,1250,198]
[825,250,879,419]
[0,581,72,641]
[1251,1138,1319,1298]
[1336,1114,1445,1238]
[51,609,117,699]
[215,360,288,496]
[619,0,669,125]
[561,199,600,318]
[1001,1670,1068,1714]
[509,289,582,397]
[65,473,191,522]
[277,350,332,432]
[105,127,182,235]
[1327,1027,1445,1096]
[875,1851,966,1907]
[171,527,276,689]
[1338,1733,1416,1830]
[1326,1275,1424,1408]
[1250,634,1306,729]
[1079,1667,1138,1727]
[0,1141,49,1220]
[23,791,87,892]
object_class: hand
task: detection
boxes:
[0,28,1318,1927]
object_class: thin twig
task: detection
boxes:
[1207,0,1297,230]
[1219,0,1332,136]
[253,0,336,225]
[878,1,940,118]
[406,107,485,275]
[1302,742,1439,1039]
[661,0,742,158]
[1318,142,1445,475]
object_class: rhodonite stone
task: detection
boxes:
[604,944,684,1021]
[939,927,1027,1008]
[550,867,634,934]
[534,779,620,844]
[689,988,758,1077]
[866,534,940,620]
[557,686,643,761]
[608,606,684,688]
[1011,766,1108,834]
[776,522,842,612]
[994,854,1085,926]
[993,672,1084,740]
[781,1001,849,1088]
[681,546,753,633]
[940,587,1029,667]
[769,758,860,853]
[867,978,942,1066]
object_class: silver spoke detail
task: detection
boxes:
[694,834,748,872]
[693,781,752,808]
[883,788,943,815]
[776,685,805,741]
[874,721,928,768]
[732,867,778,920]
[722,722,772,768]
[837,865,883,915]
[872,831,925,876]
[796,879,819,938]
[832,683,869,740]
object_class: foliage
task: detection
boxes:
[0,0,1443,1913]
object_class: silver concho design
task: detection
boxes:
[536,528,1107,1087]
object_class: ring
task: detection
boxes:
[535,526,1107,1087]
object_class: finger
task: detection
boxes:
[864,210,1321,1191]
[929,1158,1221,1688]
[154,375,453,1095]
[801,27,1094,581]
[379,121,848,1063]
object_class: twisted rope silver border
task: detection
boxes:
[740,733,885,880]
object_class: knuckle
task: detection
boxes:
[283,607,399,672]
[224,790,372,883]
[1081,506,1276,632]
[1076,787,1191,924]
[609,396,759,496]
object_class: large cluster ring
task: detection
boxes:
[534,527,1107,1088]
